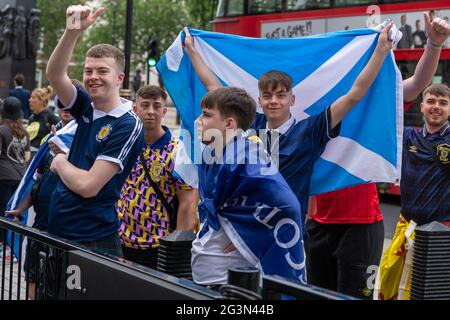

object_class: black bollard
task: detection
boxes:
[227,267,260,294]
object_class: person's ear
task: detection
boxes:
[226,117,237,130]
[118,72,125,84]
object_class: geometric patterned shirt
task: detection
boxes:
[117,126,192,249]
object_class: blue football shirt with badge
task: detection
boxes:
[252,108,341,223]
[48,86,144,243]
[401,123,450,225]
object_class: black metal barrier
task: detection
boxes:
[262,276,359,300]
[65,250,221,300]
[0,217,221,300]
[1,217,355,300]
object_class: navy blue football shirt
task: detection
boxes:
[401,124,450,225]
[253,108,341,223]
[48,86,144,243]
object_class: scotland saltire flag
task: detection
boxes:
[157,23,403,195]
[197,135,306,283]
[6,120,77,259]
[173,137,199,188]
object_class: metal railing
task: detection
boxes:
[1,216,355,301]
[0,217,221,300]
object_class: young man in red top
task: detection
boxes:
[306,12,450,299]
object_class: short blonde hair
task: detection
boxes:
[32,86,53,107]
[87,44,125,72]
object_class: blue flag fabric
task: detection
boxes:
[197,136,306,283]
[157,24,403,195]
[6,120,77,259]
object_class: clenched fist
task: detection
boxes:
[66,5,105,32]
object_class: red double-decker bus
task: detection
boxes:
[213,0,450,196]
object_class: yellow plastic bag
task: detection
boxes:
[375,215,416,300]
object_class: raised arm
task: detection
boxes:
[403,13,450,102]
[183,27,222,91]
[330,23,393,128]
[46,5,104,106]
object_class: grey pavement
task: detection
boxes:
[0,260,27,300]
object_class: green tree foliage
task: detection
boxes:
[37,0,88,81]
[37,0,87,59]
[185,0,218,30]
[69,0,191,79]
[37,0,220,80]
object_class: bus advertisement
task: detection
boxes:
[213,0,450,196]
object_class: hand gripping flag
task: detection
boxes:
[197,135,306,283]
[5,120,77,259]
[157,22,403,195]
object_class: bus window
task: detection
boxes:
[334,0,411,6]
[287,0,331,10]
[249,0,282,14]
[217,0,245,17]
[335,0,372,6]
[229,0,246,15]
[216,0,226,17]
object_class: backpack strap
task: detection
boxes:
[139,149,177,229]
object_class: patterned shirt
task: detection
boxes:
[117,127,192,249]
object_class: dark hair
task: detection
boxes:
[86,44,125,72]
[0,118,28,139]
[14,73,24,86]
[136,85,167,101]
[258,70,293,92]
[201,87,256,130]
[422,84,450,99]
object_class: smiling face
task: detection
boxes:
[259,85,295,128]
[133,95,167,131]
[83,57,124,102]
[421,92,450,130]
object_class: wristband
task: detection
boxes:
[426,39,442,50]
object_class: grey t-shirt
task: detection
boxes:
[0,125,30,181]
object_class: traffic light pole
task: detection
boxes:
[123,0,133,89]
[146,38,158,85]
[147,58,150,85]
